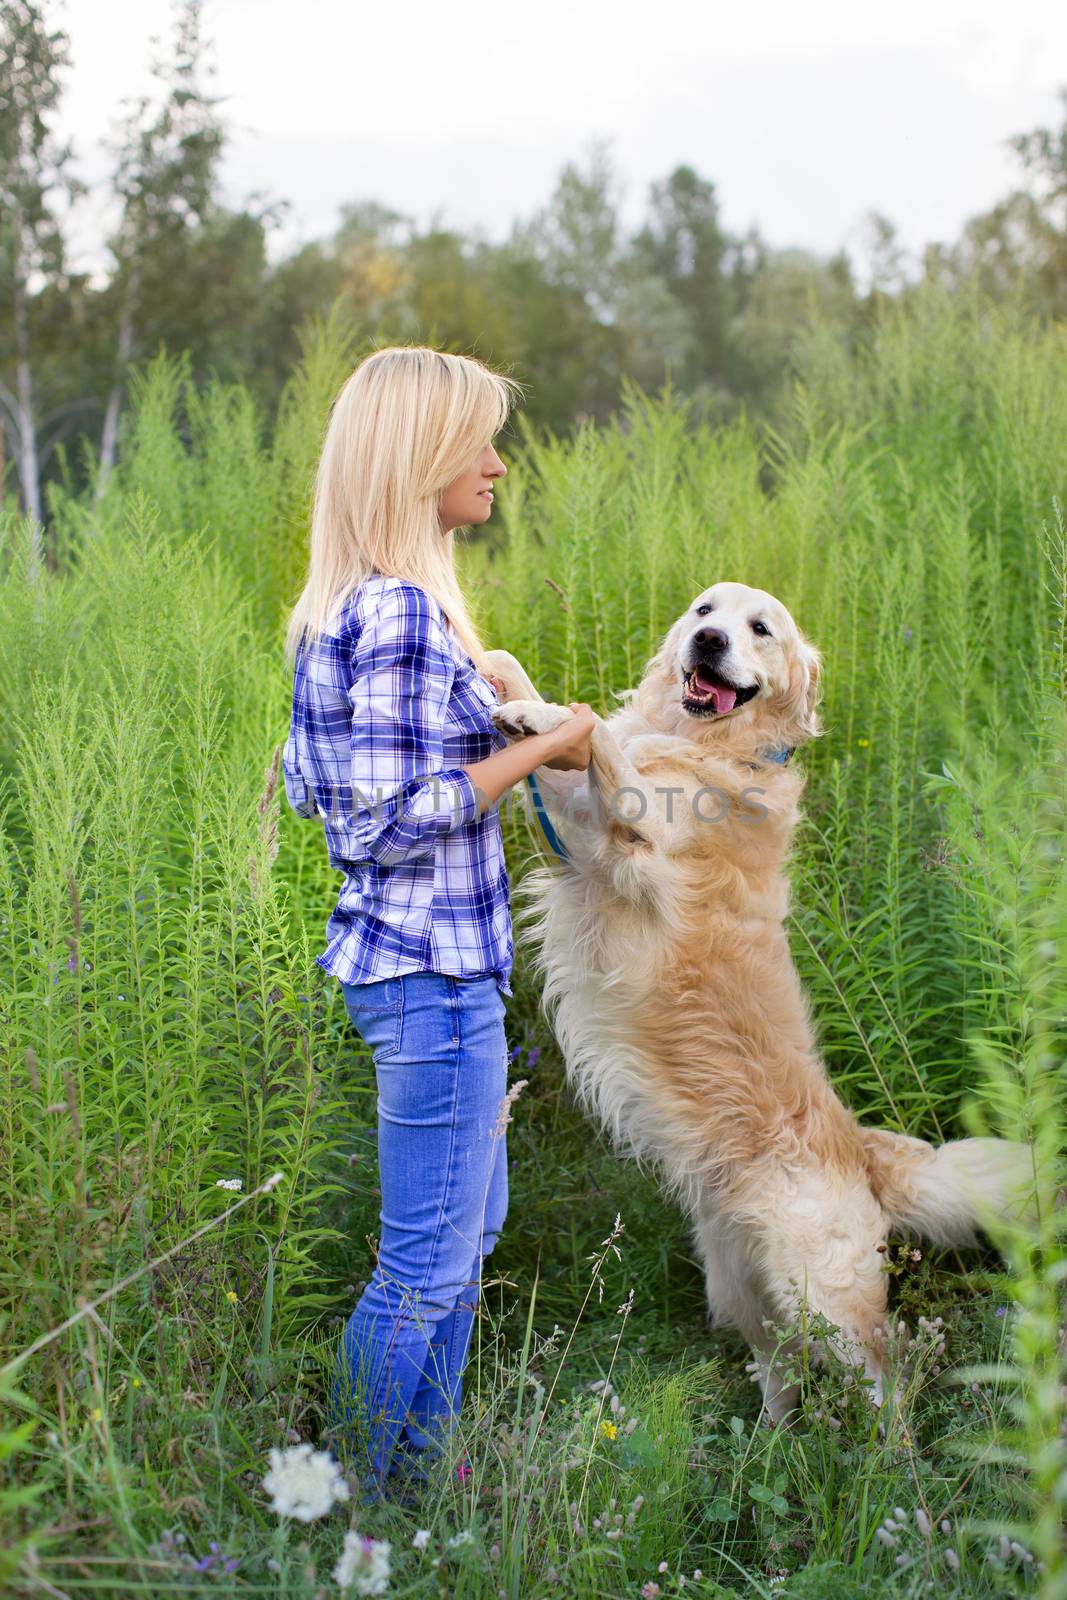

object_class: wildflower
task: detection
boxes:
[658,1561,669,1573]
[262,1443,349,1522]
[945,1548,960,1572]
[857,737,870,749]
[915,1508,931,1537]
[90,1407,103,1423]
[334,1532,391,1595]
[526,1046,541,1069]
[454,1457,472,1482]
[215,1178,243,1192]
[194,1543,238,1575]
[493,1078,528,1136]
[412,1529,431,1552]
[132,1378,141,1389]
[995,1305,1007,1318]
[642,1585,661,1599]
[599,1420,618,1440]
[876,1528,898,1549]
[226,1290,239,1304]
[447,1530,474,1550]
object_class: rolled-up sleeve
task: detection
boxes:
[347,583,481,867]
[282,727,318,818]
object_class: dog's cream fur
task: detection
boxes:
[486,582,1032,1419]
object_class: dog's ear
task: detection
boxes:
[781,634,822,741]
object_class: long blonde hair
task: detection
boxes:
[286,346,522,666]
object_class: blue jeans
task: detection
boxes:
[328,971,509,1488]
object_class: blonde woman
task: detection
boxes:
[283,347,594,1498]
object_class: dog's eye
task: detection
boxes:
[696,604,713,616]
[751,620,771,637]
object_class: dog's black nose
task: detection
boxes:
[694,627,728,653]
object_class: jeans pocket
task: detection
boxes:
[341,977,404,1062]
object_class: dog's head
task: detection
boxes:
[646,582,822,750]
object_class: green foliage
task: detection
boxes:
[0,289,1064,1595]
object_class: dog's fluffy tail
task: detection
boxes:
[862,1128,1036,1247]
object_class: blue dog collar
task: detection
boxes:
[524,770,571,861]
[524,748,792,863]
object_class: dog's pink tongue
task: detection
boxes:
[712,684,737,714]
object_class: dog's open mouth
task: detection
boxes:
[681,665,759,717]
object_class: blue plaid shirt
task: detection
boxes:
[283,576,513,996]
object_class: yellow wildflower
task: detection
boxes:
[599,1420,618,1440]
[857,737,870,749]
[90,1407,103,1422]
[226,1290,239,1304]
[132,1377,141,1389]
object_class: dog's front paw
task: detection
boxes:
[491,700,573,739]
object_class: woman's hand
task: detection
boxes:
[541,703,596,771]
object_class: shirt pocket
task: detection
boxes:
[447,663,503,757]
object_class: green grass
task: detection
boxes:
[1,286,1064,1597]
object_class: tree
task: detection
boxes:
[526,140,622,323]
[948,89,1067,317]
[95,0,227,496]
[630,164,730,386]
[0,0,82,549]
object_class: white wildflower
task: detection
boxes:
[447,1529,474,1550]
[262,1443,349,1522]
[334,1531,392,1595]
[876,1528,898,1548]
[915,1508,932,1537]
[412,1529,431,1552]
[215,1178,243,1191]
[945,1548,960,1572]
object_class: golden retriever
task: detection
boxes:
[484,582,1031,1419]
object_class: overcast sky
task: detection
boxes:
[59,0,1066,282]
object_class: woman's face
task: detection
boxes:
[439,441,507,532]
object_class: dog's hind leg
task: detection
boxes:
[691,1208,801,1423]
[752,1171,891,1411]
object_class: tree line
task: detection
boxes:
[2,0,1066,552]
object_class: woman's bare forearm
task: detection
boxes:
[462,734,560,812]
